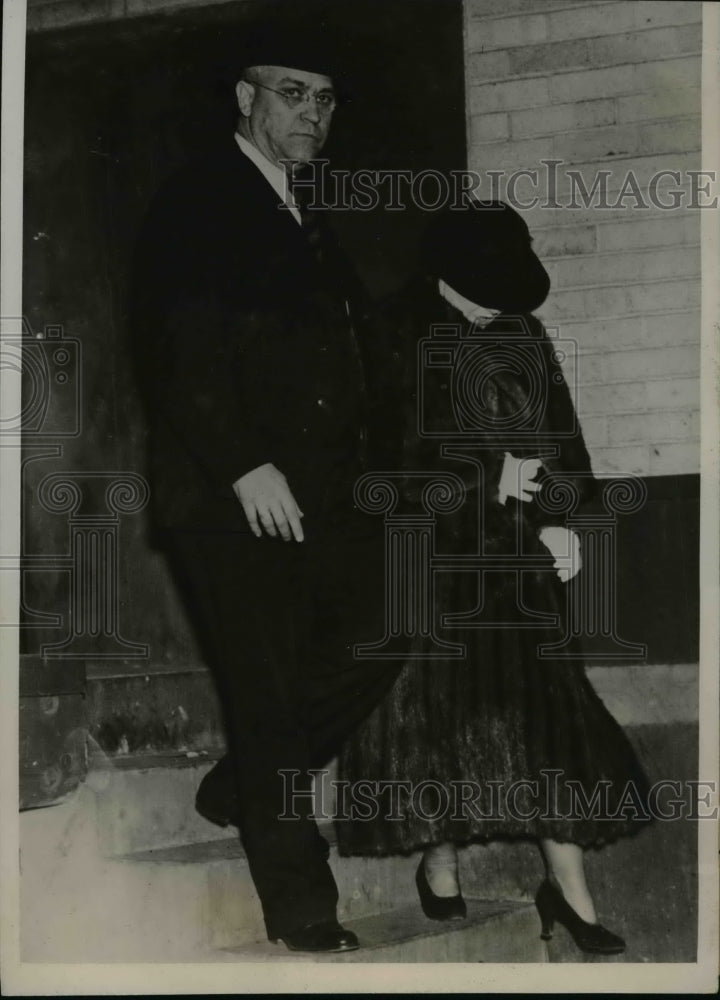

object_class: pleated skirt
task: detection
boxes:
[335,539,652,856]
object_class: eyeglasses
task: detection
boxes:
[243,79,337,115]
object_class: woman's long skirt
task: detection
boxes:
[335,524,651,856]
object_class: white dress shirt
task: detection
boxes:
[234,132,301,226]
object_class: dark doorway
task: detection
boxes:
[21,0,466,758]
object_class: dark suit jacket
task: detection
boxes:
[131,138,373,531]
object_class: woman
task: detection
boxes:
[335,200,651,956]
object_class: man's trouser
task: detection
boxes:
[167,517,400,939]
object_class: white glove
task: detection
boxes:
[498,453,543,505]
[538,526,582,583]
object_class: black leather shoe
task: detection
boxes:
[535,878,625,955]
[270,920,359,953]
[416,858,467,921]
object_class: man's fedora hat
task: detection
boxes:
[229,21,351,100]
[422,199,551,314]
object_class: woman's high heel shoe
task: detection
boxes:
[535,879,625,955]
[415,858,467,921]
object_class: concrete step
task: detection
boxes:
[86,666,226,758]
[21,789,546,963]
[114,836,471,952]
[23,722,699,964]
[91,752,354,856]
[225,899,545,963]
[85,662,699,760]
[90,755,542,887]
[88,755,546,934]
[90,753,230,856]
[111,835,549,958]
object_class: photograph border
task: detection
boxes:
[1,0,717,993]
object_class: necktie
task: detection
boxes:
[291,169,328,265]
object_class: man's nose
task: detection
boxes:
[300,99,322,124]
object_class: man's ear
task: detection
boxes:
[235,79,254,118]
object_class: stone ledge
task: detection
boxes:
[587,662,698,726]
[224,899,544,963]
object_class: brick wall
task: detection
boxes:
[465,0,702,477]
[27,0,703,477]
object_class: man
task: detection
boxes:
[132,33,400,953]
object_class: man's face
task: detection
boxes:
[238,65,335,166]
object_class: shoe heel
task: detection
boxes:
[539,916,554,941]
[537,898,554,939]
[535,882,555,940]
[534,879,625,955]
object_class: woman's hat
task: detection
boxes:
[421,199,550,313]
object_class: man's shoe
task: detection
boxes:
[195,763,241,828]
[270,919,359,953]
